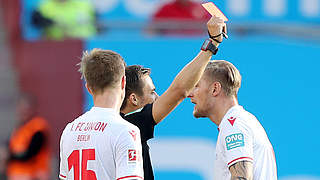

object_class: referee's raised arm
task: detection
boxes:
[152,16,227,123]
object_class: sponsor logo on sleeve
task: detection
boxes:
[225,133,244,150]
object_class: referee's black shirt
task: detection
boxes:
[120,103,156,180]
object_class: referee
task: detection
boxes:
[120,16,227,179]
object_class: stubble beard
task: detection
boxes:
[193,106,207,118]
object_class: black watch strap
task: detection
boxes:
[201,39,218,55]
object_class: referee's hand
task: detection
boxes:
[207,16,227,44]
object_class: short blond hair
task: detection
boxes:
[204,60,241,96]
[78,48,126,94]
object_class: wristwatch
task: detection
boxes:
[201,39,218,55]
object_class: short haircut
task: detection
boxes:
[78,48,126,94]
[204,60,241,96]
[120,65,151,110]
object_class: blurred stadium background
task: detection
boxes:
[1,0,320,179]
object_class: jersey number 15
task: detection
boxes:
[68,149,97,180]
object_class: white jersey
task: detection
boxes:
[214,105,277,180]
[59,107,144,180]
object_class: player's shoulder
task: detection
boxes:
[61,111,89,135]
[108,116,141,143]
[220,106,256,134]
[60,122,73,143]
[109,115,140,133]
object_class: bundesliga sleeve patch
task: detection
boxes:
[225,133,244,150]
[128,149,137,163]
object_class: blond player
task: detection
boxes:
[188,60,277,179]
[59,50,144,180]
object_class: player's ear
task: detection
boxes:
[86,83,93,95]
[211,82,222,97]
[129,93,139,106]
[121,75,126,90]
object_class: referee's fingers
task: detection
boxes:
[208,16,224,25]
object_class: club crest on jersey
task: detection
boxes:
[128,149,137,163]
[228,117,236,126]
[225,133,244,150]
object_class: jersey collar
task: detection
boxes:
[124,107,143,116]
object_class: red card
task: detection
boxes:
[202,2,228,21]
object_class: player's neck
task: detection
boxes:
[208,96,238,126]
[93,88,123,112]
[121,107,133,115]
